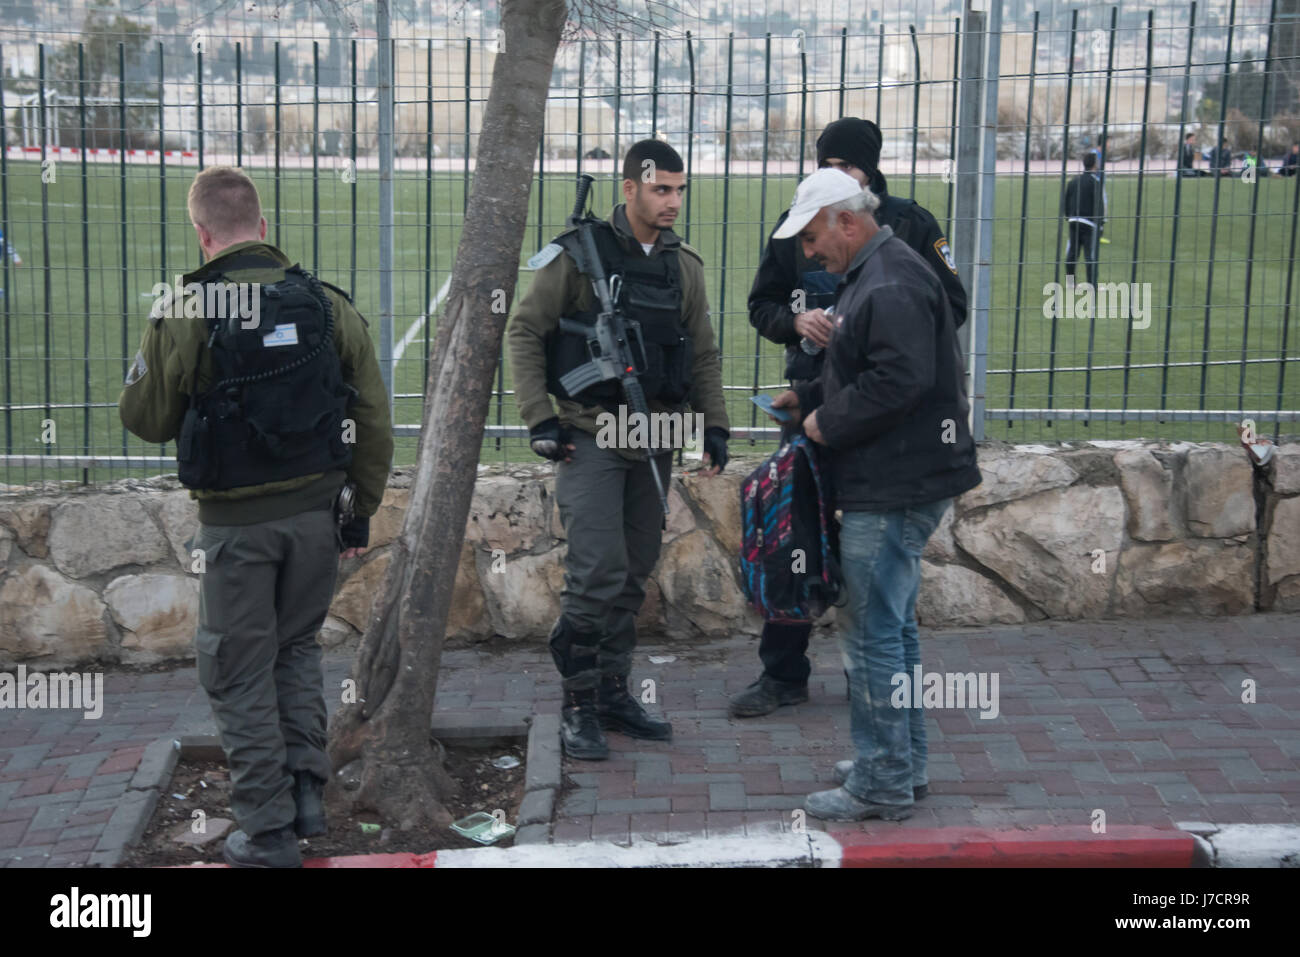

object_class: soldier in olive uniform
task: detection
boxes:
[119,167,392,867]
[508,140,730,760]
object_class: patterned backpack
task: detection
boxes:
[739,435,843,622]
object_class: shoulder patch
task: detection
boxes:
[527,242,565,271]
[933,238,958,275]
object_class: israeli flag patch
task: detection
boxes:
[527,243,564,271]
[263,323,299,348]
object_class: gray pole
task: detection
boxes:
[954,3,985,431]
[971,1,1001,442]
[377,0,395,411]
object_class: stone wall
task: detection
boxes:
[2,439,1297,668]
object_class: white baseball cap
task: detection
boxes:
[772,168,865,239]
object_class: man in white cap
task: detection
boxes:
[765,168,982,821]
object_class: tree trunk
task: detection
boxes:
[326,0,569,830]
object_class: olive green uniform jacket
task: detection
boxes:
[118,241,393,525]
[507,204,730,459]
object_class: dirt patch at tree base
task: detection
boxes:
[123,742,527,867]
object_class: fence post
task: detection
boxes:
[971,0,1000,443]
[377,0,395,411]
[954,4,985,439]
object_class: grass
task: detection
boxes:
[0,156,1296,487]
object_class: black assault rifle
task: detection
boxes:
[557,173,670,517]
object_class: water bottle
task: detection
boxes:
[800,305,834,355]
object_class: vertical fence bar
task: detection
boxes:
[377,4,395,409]
[613,35,622,209]
[685,32,695,242]
[576,40,585,178]
[350,39,358,296]
[84,44,93,482]
[196,47,203,169]
[116,43,128,452]
[948,16,961,225]
[235,42,242,166]
[909,25,920,198]
[312,41,320,273]
[424,39,433,372]
[753,32,773,434]
[876,24,884,125]
[38,46,51,445]
[652,31,660,136]
[1122,11,1156,416]
[1008,10,1040,422]
[798,37,808,176]
[1275,150,1300,441]
[0,45,10,454]
[274,42,281,242]
[972,0,1001,441]
[1240,0,1279,409]
[1047,10,1080,420]
[721,33,734,353]
[838,27,847,116]
[463,38,471,214]
[1163,2,1198,410]
[1201,0,1238,410]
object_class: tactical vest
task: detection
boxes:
[545,221,693,407]
[177,259,356,491]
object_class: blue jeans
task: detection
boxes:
[838,499,952,806]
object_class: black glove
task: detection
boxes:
[339,515,369,551]
[529,417,571,461]
[703,426,729,472]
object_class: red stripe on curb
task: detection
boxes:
[831,826,1199,868]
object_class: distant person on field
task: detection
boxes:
[1062,151,1104,287]
[1281,143,1299,177]
[1180,133,1210,178]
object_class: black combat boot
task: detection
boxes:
[727,674,809,718]
[562,688,609,760]
[222,824,302,868]
[597,674,672,740]
[292,771,327,837]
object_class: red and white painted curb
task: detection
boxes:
[180,825,1215,868]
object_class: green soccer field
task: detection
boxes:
[0,157,1296,487]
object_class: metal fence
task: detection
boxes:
[1,0,1298,487]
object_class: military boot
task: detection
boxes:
[292,771,327,837]
[597,674,672,740]
[222,825,303,868]
[562,688,609,760]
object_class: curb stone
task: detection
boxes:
[173,825,1232,868]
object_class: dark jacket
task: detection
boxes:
[1062,172,1104,225]
[794,226,981,512]
[748,172,967,384]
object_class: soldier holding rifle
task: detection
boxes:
[507,140,730,760]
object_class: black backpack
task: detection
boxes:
[177,263,356,490]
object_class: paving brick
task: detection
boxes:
[596,797,671,814]
[708,781,747,812]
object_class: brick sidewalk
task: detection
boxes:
[2,613,1297,865]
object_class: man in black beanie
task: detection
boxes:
[733,117,966,720]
